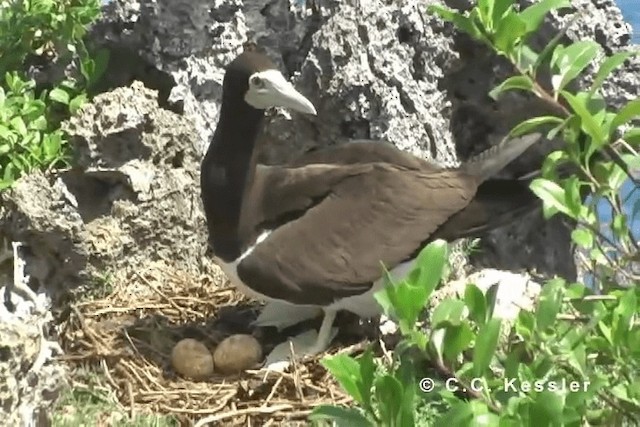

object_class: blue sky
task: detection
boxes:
[618,0,640,42]
[604,3,640,240]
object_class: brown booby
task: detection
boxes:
[201,50,541,358]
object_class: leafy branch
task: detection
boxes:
[314,1,640,426]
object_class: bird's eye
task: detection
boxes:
[251,76,265,88]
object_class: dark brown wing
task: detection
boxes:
[291,140,442,171]
[430,179,539,242]
[237,164,477,305]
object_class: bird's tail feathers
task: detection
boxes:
[462,132,542,182]
[429,178,540,242]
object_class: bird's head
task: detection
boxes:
[223,51,317,116]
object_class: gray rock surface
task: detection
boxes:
[1,82,208,298]
[0,82,209,424]
[1,0,638,423]
[0,292,66,427]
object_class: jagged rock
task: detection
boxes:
[0,303,66,426]
[0,82,210,299]
[0,173,88,295]
[429,269,541,321]
[0,82,215,424]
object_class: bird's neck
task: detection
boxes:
[201,97,265,260]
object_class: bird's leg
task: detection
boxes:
[307,308,337,355]
[253,301,322,331]
[263,308,339,372]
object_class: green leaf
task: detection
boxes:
[590,51,638,95]
[613,289,637,346]
[43,133,63,159]
[321,354,368,406]
[531,391,564,425]
[611,98,640,133]
[435,402,474,427]
[9,116,27,137]
[551,41,600,94]
[623,127,640,145]
[465,284,488,325]
[49,87,70,105]
[469,401,498,426]
[431,299,467,328]
[29,115,47,131]
[515,43,540,71]
[518,0,571,33]
[571,228,593,249]
[485,283,500,320]
[69,93,87,115]
[472,317,501,376]
[357,349,376,412]
[610,383,634,403]
[535,279,565,331]
[510,116,564,137]
[489,75,534,100]
[396,284,428,330]
[477,0,493,28]
[2,162,15,184]
[494,10,527,54]
[563,175,583,217]
[375,268,395,316]
[443,323,474,363]
[375,280,428,335]
[88,48,110,87]
[430,327,446,363]
[80,56,96,83]
[530,178,572,219]
[561,91,606,146]
[491,0,515,29]
[608,163,629,193]
[0,124,15,141]
[428,5,484,41]
[415,239,448,296]
[309,405,374,427]
[516,310,536,340]
[375,375,405,426]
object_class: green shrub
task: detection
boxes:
[0,0,105,190]
[0,0,100,75]
[313,0,640,425]
[312,242,640,426]
[0,73,69,189]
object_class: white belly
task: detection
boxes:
[327,259,415,317]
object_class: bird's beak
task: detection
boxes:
[269,80,317,115]
[246,70,317,115]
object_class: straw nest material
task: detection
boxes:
[58,260,357,426]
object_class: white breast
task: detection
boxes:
[214,230,275,302]
[327,259,416,318]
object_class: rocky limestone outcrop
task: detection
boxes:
[0,82,208,424]
[1,82,208,299]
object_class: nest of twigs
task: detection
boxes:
[57,261,356,426]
